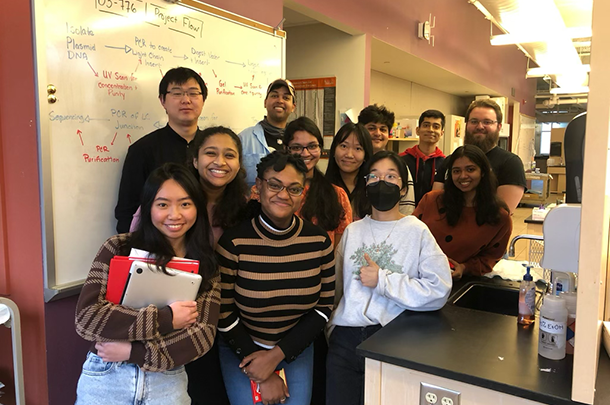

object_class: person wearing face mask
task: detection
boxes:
[414,145,512,280]
[326,151,452,405]
[358,104,416,215]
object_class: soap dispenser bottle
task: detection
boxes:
[518,266,536,326]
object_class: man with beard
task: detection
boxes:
[358,104,416,214]
[433,99,526,213]
[239,79,296,186]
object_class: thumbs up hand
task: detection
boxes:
[360,253,380,288]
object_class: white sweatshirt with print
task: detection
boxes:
[330,215,453,328]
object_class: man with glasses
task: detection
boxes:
[433,99,526,213]
[114,67,208,233]
[400,109,446,205]
[358,104,416,214]
[239,79,296,187]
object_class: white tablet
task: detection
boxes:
[120,260,202,309]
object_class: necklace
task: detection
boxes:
[369,216,400,245]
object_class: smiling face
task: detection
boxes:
[364,122,389,153]
[160,78,205,128]
[193,133,240,190]
[465,107,501,153]
[255,165,304,228]
[287,130,321,176]
[451,156,482,197]
[151,179,197,252]
[416,117,444,146]
[334,132,365,175]
[264,86,296,127]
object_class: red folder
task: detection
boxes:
[106,256,199,304]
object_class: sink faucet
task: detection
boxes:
[508,234,544,257]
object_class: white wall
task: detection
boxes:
[370,70,464,119]
[286,23,367,132]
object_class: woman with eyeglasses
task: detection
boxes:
[325,123,374,221]
[327,151,452,405]
[249,116,352,247]
[216,151,335,405]
[413,145,512,280]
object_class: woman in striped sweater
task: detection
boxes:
[216,151,335,405]
[74,163,220,405]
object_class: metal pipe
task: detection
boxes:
[508,234,544,257]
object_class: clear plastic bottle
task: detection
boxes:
[518,266,536,326]
[561,292,577,355]
[539,295,568,360]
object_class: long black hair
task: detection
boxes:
[283,117,345,231]
[325,123,373,219]
[441,145,508,227]
[129,163,217,291]
[189,126,248,229]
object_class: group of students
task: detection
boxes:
[74,68,516,405]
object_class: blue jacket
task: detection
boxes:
[238,122,270,186]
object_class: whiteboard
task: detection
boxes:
[33,0,285,300]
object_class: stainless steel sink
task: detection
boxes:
[450,281,543,317]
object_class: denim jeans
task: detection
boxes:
[75,352,190,405]
[326,325,382,405]
[218,338,314,405]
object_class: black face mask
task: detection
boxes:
[366,181,401,212]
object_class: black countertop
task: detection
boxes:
[357,277,610,405]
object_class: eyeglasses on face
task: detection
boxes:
[261,178,304,196]
[364,173,401,185]
[287,143,321,154]
[467,119,498,127]
[166,90,203,99]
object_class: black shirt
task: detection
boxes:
[434,146,527,189]
[114,125,198,233]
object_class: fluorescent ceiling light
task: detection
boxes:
[550,86,589,95]
[490,27,592,46]
[526,65,590,78]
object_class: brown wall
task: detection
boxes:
[0,0,48,403]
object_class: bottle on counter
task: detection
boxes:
[518,266,536,326]
[561,292,577,355]
[539,295,568,360]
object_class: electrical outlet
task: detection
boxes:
[420,382,461,405]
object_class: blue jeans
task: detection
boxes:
[326,325,382,405]
[75,352,190,405]
[218,338,314,405]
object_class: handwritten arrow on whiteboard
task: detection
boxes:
[105,44,133,54]
[87,62,99,77]
[173,55,188,60]
[126,134,132,144]
[225,60,246,67]
[111,132,118,145]
[77,129,83,146]
[212,69,217,78]
[134,58,141,73]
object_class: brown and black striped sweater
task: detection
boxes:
[74,234,221,372]
[216,214,335,363]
